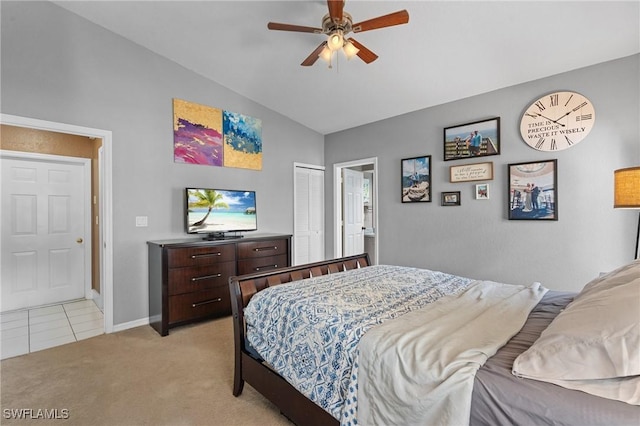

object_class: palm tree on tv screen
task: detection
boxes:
[189,189,229,227]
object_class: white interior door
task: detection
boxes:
[294,164,325,265]
[342,168,364,256]
[1,153,89,312]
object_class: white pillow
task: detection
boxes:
[512,260,640,404]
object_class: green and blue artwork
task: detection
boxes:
[223,111,262,170]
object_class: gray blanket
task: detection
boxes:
[471,291,640,426]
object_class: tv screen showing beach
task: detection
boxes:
[186,188,257,233]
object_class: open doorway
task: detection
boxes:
[0,114,113,333]
[333,157,378,264]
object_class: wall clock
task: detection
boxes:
[520,91,595,151]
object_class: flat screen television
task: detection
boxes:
[186,188,257,239]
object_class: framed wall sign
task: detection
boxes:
[449,162,494,183]
[441,191,461,206]
[402,156,431,203]
[444,117,500,161]
[508,159,557,220]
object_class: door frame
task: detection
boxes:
[0,113,114,333]
[333,157,378,261]
[0,150,92,306]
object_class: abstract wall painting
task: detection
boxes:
[173,98,223,166]
[223,111,263,171]
[173,99,263,170]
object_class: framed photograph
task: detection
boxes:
[402,156,431,203]
[444,117,500,161]
[475,184,489,199]
[508,159,557,220]
[441,191,461,206]
[449,161,494,183]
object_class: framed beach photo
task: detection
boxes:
[402,156,431,203]
[441,191,461,206]
[444,117,500,161]
[508,159,557,220]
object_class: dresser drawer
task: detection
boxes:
[237,239,287,259]
[168,261,236,296]
[237,254,288,275]
[167,244,235,268]
[168,288,230,324]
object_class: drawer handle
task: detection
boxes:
[254,246,277,252]
[192,298,222,308]
[191,252,222,259]
[191,273,222,282]
[255,264,278,271]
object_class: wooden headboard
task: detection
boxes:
[228,252,370,425]
[230,253,370,311]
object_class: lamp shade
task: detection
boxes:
[614,166,640,208]
[327,31,344,51]
[342,40,360,59]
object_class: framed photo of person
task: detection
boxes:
[444,117,500,161]
[508,159,557,220]
[475,184,489,199]
[402,156,431,203]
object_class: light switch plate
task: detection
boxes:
[135,216,148,227]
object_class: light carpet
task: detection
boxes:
[0,316,291,425]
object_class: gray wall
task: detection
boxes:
[1,2,324,325]
[326,54,640,292]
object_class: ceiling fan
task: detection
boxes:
[267,0,409,67]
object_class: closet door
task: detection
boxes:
[294,164,325,265]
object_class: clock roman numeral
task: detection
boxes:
[576,114,592,121]
[564,94,574,107]
[550,139,557,150]
[535,138,545,149]
[525,112,537,118]
[535,101,546,111]
[572,101,588,112]
[549,94,559,107]
[565,135,573,146]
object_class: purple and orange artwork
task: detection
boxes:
[173,98,223,166]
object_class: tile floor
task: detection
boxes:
[0,299,104,360]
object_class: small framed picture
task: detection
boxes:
[475,184,489,199]
[444,117,500,161]
[441,191,461,206]
[402,155,431,203]
[508,159,557,220]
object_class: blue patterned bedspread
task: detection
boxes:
[244,264,474,423]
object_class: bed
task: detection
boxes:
[229,254,640,425]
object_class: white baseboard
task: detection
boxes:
[111,317,150,333]
[90,289,104,310]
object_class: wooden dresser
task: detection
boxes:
[148,233,291,336]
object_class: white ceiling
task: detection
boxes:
[52,0,640,135]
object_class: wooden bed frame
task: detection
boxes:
[229,253,370,426]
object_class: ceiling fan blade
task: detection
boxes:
[327,0,345,24]
[301,42,328,66]
[352,10,410,33]
[347,38,378,64]
[268,22,323,34]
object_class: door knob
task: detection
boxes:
[76,238,83,244]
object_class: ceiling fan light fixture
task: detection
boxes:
[327,30,344,51]
[319,46,333,63]
[342,40,359,59]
